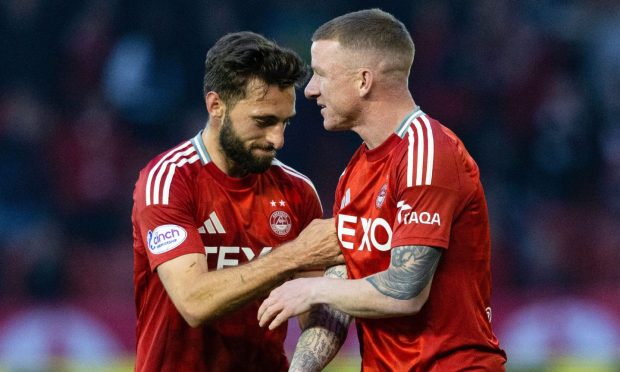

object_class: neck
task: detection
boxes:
[353,95,416,149]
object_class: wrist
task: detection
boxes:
[270,239,304,275]
[311,277,329,305]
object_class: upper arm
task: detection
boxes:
[366,245,441,308]
[157,253,208,323]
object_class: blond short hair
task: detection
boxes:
[312,8,414,74]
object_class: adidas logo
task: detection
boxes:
[198,211,226,234]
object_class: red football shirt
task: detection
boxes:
[132,132,322,372]
[334,109,506,371]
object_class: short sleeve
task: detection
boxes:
[390,120,461,250]
[133,165,204,272]
[136,204,205,271]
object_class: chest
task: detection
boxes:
[194,177,304,270]
[335,157,397,276]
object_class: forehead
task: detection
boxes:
[310,40,353,71]
[232,80,296,115]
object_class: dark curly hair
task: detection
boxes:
[203,31,308,106]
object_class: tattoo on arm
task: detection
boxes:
[289,265,352,372]
[324,264,347,279]
[366,245,441,300]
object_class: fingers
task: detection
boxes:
[257,301,277,328]
[257,289,284,328]
[257,297,290,330]
[258,284,300,330]
[257,296,274,324]
[267,310,290,330]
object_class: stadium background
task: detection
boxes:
[1,0,619,370]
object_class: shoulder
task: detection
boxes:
[134,140,202,208]
[391,112,466,188]
[269,159,318,195]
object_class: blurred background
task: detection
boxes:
[1,0,619,371]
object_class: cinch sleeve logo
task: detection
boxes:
[147,224,187,254]
[397,201,441,226]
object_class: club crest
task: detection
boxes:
[376,183,388,208]
[270,210,292,236]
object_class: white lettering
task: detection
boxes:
[337,214,357,250]
[359,217,372,251]
[218,246,239,269]
[406,211,418,224]
[370,218,392,251]
[420,212,431,224]
[241,246,272,260]
[397,201,441,226]
[337,214,393,252]
[204,246,273,269]
[404,211,441,225]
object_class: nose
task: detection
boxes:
[266,123,286,150]
[304,74,319,100]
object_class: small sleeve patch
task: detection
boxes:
[147,224,187,254]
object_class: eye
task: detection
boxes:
[255,119,270,128]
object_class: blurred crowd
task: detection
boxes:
[0,0,619,367]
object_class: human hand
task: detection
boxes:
[257,277,321,330]
[294,218,343,270]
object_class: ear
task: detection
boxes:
[357,69,373,98]
[205,91,226,119]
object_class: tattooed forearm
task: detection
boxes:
[366,245,441,300]
[289,265,352,372]
[289,304,351,371]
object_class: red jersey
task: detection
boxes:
[132,132,322,372]
[334,109,506,371]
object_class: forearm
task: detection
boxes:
[313,277,427,318]
[314,245,441,317]
[164,242,304,326]
[290,265,351,372]
[290,303,351,372]
[196,249,299,319]
[258,245,440,329]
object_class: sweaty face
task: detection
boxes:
[219,114,274,174]
[218,81,295,176]
[305,40,359,131]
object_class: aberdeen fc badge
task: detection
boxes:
[376,183,388,208]
[269,210,292,236]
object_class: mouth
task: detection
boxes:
[252,147,276,157]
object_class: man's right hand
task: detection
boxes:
[293,218,344,270]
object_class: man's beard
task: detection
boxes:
[219,115,275,175]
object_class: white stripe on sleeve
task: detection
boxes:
[145,142,191,206]
[412,118,425,186]
[161,154,199,205]
[421,115,434,185]
[153,147,196,205]
[407,127,415,187]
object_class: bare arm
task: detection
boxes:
[366,245,441,300]
[258,245,441,329]
[159,218,343,327]
[289,265,352,372]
